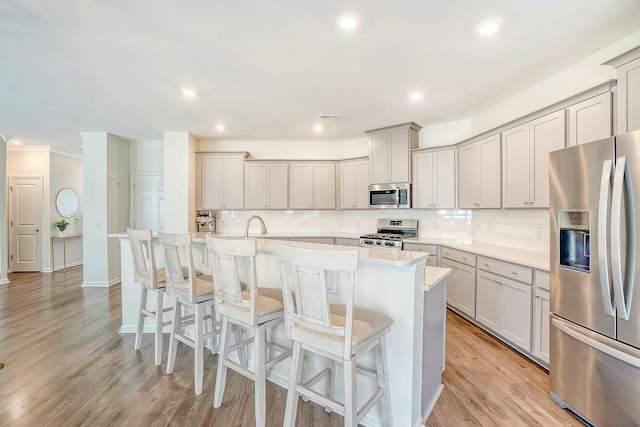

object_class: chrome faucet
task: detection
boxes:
[244,215,268,238]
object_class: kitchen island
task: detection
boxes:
[114,233,447,427]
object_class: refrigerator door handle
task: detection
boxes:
[598,159,615,316]
[552,317,640,368]
[611,156,634,321]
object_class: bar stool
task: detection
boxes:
[157,231,220,395]
[274,242,393,427]
[127,228,173,366]
[206,236,291,427]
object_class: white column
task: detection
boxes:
[81,132,130,287]
[163,132,198,232]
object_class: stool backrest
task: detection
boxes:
[158,232,197,303]
[207,236,258,324]
[274,242,359,356]
[127,228,159,288]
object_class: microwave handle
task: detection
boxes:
[395,186,400,208]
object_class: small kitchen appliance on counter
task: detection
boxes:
[359,218,417,249]
[196,211,216,233]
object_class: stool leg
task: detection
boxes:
[375,340,392,426]
[135,285,148,351]
[214,316,231,408]
[167,299,181,374]
[233,325,247,367]
[194,303,204,395]
[325,358,335,413]
[254,324,266,427]
[154,288,164,365]
[284,341,303,427]
[343,357,357,427]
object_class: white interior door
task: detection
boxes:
[132,175,164,231]
[9,177,43,272]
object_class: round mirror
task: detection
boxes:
[55,188,79,218]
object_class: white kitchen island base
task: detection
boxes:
[113,234,447,427]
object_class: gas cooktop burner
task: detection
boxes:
[359,219,418,250]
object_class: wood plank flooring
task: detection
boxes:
[0,268,585,426]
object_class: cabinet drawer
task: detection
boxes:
[441,247,476,267]
[478,256,532,284]
[535,270,551,291]
[403,242,438,255]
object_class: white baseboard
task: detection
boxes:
[82,281,110,288]
[109,277,121,287]
[420,384,444,427]
[0,278,9,285]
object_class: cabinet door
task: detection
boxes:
[313,163,336,209]
[500,278,533,352]
[476,271,500,331]
[458,144,479,209]
[355,160,369,209]
[267,164,288,209]
[389,127,411,182]
[289,164,313,209]
[530,110,565,208]
[568,92,612,146]
[617,56,640,133]
[245,163,268,209]
[502,123,531,208]
[200,154,224,209]
[478,134,501,208]
[223,155,245,209]
[440,259,456,306]
[455,262,476,318]
[534,288,551,364]
[412,152,434,208]
[433,150,455,209]
[369,132,389,184]
[340,161,356,209]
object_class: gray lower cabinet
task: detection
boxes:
[403,242,439,267]
[475,257,533,353]
[287,237,335,245]
[334,237,360,247]
[441,248,477,318]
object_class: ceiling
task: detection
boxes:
[2,1,640,155]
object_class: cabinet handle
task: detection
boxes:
[484,263,489,267]
[512,271,518,275]
[463,257,467,261]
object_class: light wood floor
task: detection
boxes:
[0,268,585,426]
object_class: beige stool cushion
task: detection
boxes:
[305,305,393,346]
[156,267,189,285]
[238,287,285,317]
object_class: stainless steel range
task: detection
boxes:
[359,219,418,250]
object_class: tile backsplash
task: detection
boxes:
[215,208,550,253]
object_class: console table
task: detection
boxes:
[51,234,82,272]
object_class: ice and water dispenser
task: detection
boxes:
[558,210,590,272]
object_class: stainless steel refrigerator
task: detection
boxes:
[549,131,640,427]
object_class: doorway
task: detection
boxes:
[131,174,164,231]
[8,176,43,272]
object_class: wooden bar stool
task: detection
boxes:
[157,231,220,395]
[207,236,291,427]
[127,228,173,366]
[274,243,393,427]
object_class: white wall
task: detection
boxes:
[131,140,163,174]
[107,134,130,284]
[0,140,7,284]
[50,152,83,270]
[199,137,369,160]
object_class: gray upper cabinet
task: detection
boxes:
[367,122,421,184]
[502,110,565,208]
[458,133,501,209]
[605,46,640,134]
[245,162,289,209]
[412,148,456,209]
[567,91,612,146]
[339,158,369,209]
[196,152,245,210]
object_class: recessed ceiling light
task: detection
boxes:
[181,88,198,97]
[215,125,226,131]
[336,13,360,30]
[475,18,502,36]
[409,91,424,101]
[313,125,324,132]
[12,139,22,145]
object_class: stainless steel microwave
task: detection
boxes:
[369,183,411,208]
